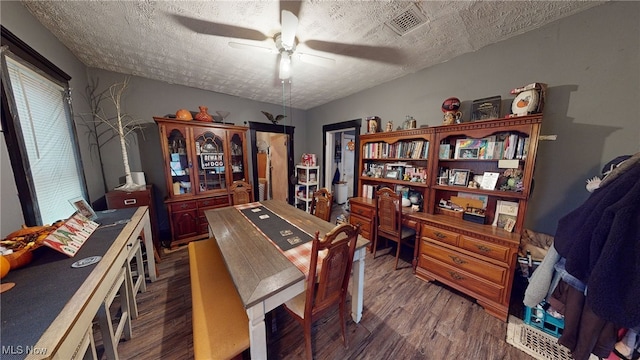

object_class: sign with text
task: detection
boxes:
[200,153,224,170]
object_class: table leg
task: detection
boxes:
[351,247,366,323]
[141,215,157,282]
[247,303,267,360]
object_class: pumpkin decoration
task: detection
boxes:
[175,109,193,120]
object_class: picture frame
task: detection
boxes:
[69,196,97,220]
[385,170,399,179]
[450,169,470,186]
[471,95,501,121]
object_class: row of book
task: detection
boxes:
[363,140,429,159]
[444,133,529,160]
[361,184,377,199]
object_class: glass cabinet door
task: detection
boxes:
[229,132,247,183]
[193,128,227,193]
[165,127,193,196]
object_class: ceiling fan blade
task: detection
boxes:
[280,10,298,49]
[171,14,268,42]
[304,40,406,65]
[228,42,278,55]
[296,52,336,68]
[279,0,302,19]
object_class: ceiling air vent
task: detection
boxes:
[386,3,428,36]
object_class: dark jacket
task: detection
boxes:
[553,156,640,328]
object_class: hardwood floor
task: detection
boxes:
[103,243,534,359]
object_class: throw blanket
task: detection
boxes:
[553,153,640,327]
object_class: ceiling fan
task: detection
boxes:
[227,10,335,80]
[171,3,404,81]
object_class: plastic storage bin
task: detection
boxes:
[524,305,564,338]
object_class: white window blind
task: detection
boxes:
[5,55,84,224]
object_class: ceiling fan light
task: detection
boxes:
[279,53,292,80]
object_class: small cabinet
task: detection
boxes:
[105,184,160,253]
[155,117,249,247]
[294,165,319,212]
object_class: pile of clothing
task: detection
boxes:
[524,152,640,360]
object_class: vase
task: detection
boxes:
[195,106,213,122]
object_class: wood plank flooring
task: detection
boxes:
[101,243,533,359]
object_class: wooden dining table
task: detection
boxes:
[205,200,370,359]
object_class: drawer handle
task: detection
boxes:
[449,255,466,265]
[124,199,137,205]
[127,243,133,248]
[447,271,464,281]
[476,245,492,253]
[180,203,189,209]
[434,232,447,239]
[356,209,363,214]
[203,201,210,206]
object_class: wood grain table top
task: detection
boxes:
[205,200,369,309]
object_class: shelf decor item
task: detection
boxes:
[510,83,547,117]
[175,108,193,120]
[471,95,501,121]
[450,169,470,186]
[366,116,381,134]
[194,106,213,122]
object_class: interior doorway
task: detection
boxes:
[322,120,362,203]
[249,122,295,204]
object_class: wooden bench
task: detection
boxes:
[189,239,250,360]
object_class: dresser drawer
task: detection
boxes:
[350,202,374,218]
[197,196,229,209]
[419,255,504,303]
[420,241,507,284]
[421,225,459,246]
[350,214,372,240]
[106,189,150,209]
[169,200,197,212]
[459,236,510,263]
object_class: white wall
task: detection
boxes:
[305,1,640,235]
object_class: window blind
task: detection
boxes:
[5,56,84,224]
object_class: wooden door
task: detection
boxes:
[270,133,288,202]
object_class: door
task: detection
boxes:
[270,133,288,202]
[249,121,295,205]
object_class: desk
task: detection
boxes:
[1,207,154,359]
[205,200,370,360]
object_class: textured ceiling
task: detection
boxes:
[22,1,604,110]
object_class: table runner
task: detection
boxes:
[235,202,324,276]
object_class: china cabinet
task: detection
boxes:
[154,117,249,247]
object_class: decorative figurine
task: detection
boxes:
[385,121,393,132]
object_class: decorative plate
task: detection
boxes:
[511,89,539,116]
[71,256,102,268]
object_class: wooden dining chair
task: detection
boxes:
[310,188,333,222]
[283,223,360,360]
[374,187,417,270]
[230,180,253,205]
